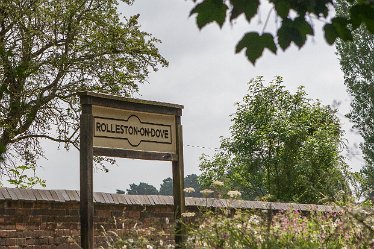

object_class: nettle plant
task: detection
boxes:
[98,217,174,249]
[181,182,374,249]
[99,182,374,248]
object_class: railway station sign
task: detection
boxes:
[93,105,176,153]
[79,92,185,249]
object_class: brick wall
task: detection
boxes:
[0,188,340,248]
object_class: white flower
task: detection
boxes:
[200,189,214,196]
[248,215,261,224]
[212,180,224,187]
[146,245,153,249]
[181,212,196,218]
[165,217,169,224]
[184,187,195,193]
[227,190,241,199]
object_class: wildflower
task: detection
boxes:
[227,190,241,199]
[184,187,195,193]
[200,189,214,196]
[212,180,224,187]
[181,212,196,218]
[146,245,153,249]
[165,217,169,224]
[249,215,261,224]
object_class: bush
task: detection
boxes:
[99,187,374,248]
[183,189,374,249]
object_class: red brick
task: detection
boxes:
[55,229,70,236]
[0,224,16,230]
[2,238,17,246]
[15,223,26,230]
[0,229,17,238]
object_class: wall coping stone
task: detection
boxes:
[0,187,342,212]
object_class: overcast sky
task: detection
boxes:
[34,0,363,193]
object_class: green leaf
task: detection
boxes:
[277,20,292,50]
[235,32,256,53]
[0,143,5,161]
[331,17,353,41]
[349,4,365,29]
[290,30,306,48]
[236,32,277,64]
[277,18,313,49]
[190,0,229,29]
[230,0,260,22]
[262,33,277,54]
[236,32,263,64]
[349,3,374,33]
[323,23,337,45]
[366,19,374,33]
[294,17,314,36]
[274,0,290,18]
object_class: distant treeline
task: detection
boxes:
[116,174,203,197]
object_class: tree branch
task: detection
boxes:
[12,134,75,145]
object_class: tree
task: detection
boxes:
[0,0,167,183]
[119,174,203,196]
[125,182,159,195]
[189,0,374,64]
[159,177,173,195]
[184,174,202,197]
[199,77,351,204]
[159,174,203,197]
[335,0,374,201]
[116,189,126,194]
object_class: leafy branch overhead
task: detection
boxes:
[190,0,374,64]
[0,0,167,185]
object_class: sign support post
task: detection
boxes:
[80,105,94,249]
[173,121,185,247]
[79,92,185,249]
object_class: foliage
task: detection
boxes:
[184,174,203,197]
[159,174,203,197]
[189,0,374,64]
[159,177,173,196]
[125,182,159,195]
[199,76,351,204]
[106,187,374,249]
[183,187,374,248]
[184,204,374,248]
[116,189,126,194]
[118,174,203,197]
[99,217,174,249]
[4,164,46,188]
[335,0,374,201]
[0,0,167,185]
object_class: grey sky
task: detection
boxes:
[35,0,363,193]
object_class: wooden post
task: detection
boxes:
[173,117,186,248]
[80,103,94,249]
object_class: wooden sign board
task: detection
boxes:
[79,92,185,249]
[93,105,176,153]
